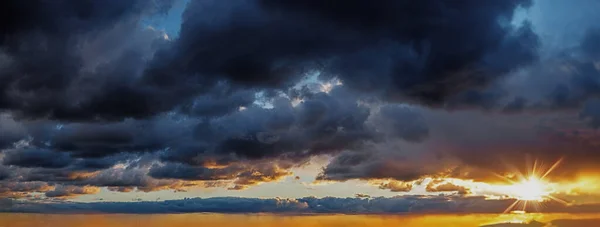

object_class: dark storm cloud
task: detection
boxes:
[372,105,429,142]
[317,108,600,183]
[148,0,538,107]
[41,118,193,158]
[544,59,600,111]
[317,145,453,182]
[180,84,256,117]
[69,154,128,170]
[0,0,152,37]
[149,160,294,190]
[502,96,527,113]
[77,167,203,193]
[316,107,444,182]
[0,114,25,149]
[2,148,73,169]
[0,166,11,181]
[0,87,380,195]
[0,0,178,121]
[148,163,237,181]
[2,152,223,194]
[3,0,598,200]
[580,99,600,128]
[502,28,600,115]
[159,87,375,169]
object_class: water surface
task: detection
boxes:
[1,213,600,227]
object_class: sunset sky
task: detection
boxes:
[2,0,600,216]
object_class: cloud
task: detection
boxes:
[2,148,73,168]
[229,163,293,190]
[317,107,600,184]
[0,0,176,121]
[3,195,598,214]
[147,0,538,108]
[378,181,414,192]
[44,185,100,198]
[0,182,53,198]
[355,193,370,198]
[317,141,454,182]
[0,114,26,149]
[370,105,429,142]
[426,180,471,195]
[497,27,600,114]
[1,0,600,202]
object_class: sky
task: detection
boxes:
[2,0,600,215]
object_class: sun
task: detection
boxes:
[498,158,568,213]
[509,176,551,201]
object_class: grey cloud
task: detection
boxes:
[318,108,600,183]
[502,96,527,113]
[0,114,26,149]
[0,195,587,214]
[579,99,600,128]
[149,163,238,181]
[149,161,293,190]
[317,142,453,182]
[0,181,53,198]
[499,28,600,114]
[2,148,73,169]
[44,117,193,158]
[0,166,11,180]
[229,163,292,190]
[146,0,538,108]
[44,185,100,198]
[181,84,256,117]
[0,0,177,121]
[581,28,600,59]
[160,87,375,170]
[372,105,429,142]
[0,87,380,196]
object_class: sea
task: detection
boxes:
[1,213,600,227]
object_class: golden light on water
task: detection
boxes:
[1,213,600,227]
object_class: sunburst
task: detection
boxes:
[498,158,569,213]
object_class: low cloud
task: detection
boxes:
[44,185,100,198]
[1,195,595,214]
[378,181,414,192]
[426,180,471,195]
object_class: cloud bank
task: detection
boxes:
[0,0,600,204]
[2,195,600,214]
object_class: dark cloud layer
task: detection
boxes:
[0,0,176,121]
[149,0,538,107]
[1,0,600,202]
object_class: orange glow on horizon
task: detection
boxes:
[3,213,600,227]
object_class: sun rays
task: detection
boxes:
[510,176,550,201]
[499,157,569,213]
